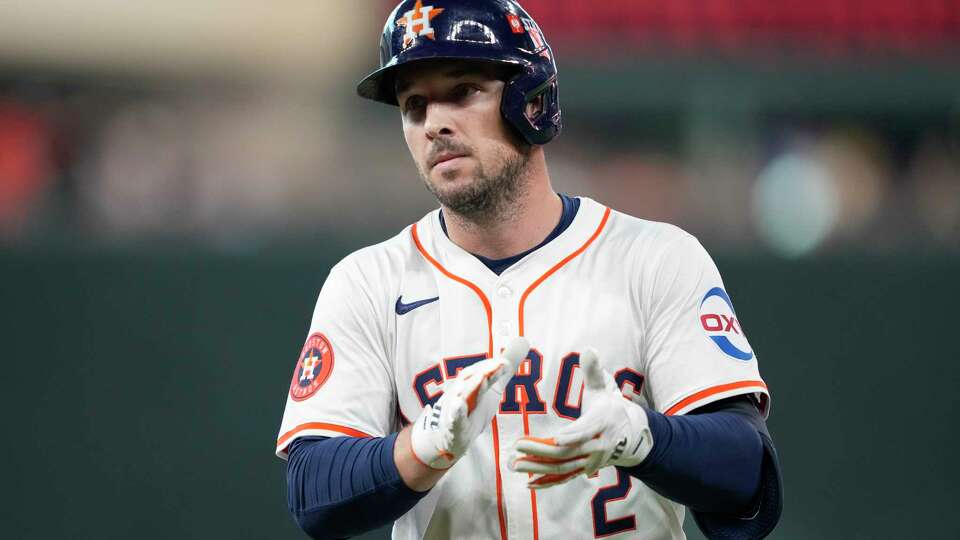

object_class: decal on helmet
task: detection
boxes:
[396,1,445,48]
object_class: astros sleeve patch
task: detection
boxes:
[289,333,335,401]
[275,259,396,458]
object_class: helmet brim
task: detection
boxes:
[356,54,524,106]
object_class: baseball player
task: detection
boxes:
[276,1,782,539]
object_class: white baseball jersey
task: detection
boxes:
[276,197,769,540]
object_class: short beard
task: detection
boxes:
[420,143,532,225]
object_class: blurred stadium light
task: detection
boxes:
[752,146,840,257]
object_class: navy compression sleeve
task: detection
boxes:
[286,399,782,539]
[623,397,782,538]
[286,434,427,540]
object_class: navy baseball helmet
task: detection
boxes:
[357,0,561,145]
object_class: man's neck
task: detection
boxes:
[442,153,561,260]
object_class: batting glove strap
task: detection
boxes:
[409,402,458,469]
[601,398,653,469]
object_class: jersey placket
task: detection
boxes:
[416,205,613,540]
[490,275,538,540]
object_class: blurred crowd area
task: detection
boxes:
[0,0,958,257]
[521,0,960,56]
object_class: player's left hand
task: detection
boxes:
[509,348,654,489]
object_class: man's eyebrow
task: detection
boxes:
[395,66,485,97]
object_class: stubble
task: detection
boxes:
[419,138,532,226]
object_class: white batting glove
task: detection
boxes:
[410,337,529,470]
[509,348,653,489]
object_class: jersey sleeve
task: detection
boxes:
[276,258,396,458]
[641,233,769,417]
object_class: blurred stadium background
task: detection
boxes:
[2,1,958,538]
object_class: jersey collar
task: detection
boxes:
[415,197,609,285]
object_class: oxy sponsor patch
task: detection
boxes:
[289,333,335,401]
[699,287,753,361]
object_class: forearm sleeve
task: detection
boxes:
[623,397,782,538]
[286,434,427,540]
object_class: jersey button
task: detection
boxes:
[498,321,511,336]
[497,286,512,298]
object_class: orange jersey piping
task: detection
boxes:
[411,222,507,540]
[517,207,612,335]
[491,418,509,540]
[665,380,769,416]
[411,222,494,355]
[276,422,372,450]
[516,206,612,540]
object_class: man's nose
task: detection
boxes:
[424,102,455,140]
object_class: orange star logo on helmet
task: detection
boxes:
[396,1,445,47]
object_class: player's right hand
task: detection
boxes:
[410,337,529,470]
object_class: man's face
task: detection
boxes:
[395,59,531,218]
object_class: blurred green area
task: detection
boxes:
[3,247,957,539]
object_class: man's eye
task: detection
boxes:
[404,96,426,113]
[453,84,478,99]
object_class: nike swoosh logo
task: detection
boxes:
[395,295,439,315]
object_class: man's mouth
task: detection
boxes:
[429,152,468,169]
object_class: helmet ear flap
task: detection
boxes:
[501,72,561,146]
[535,79,560,125]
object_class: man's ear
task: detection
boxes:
[525,94,544,121]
